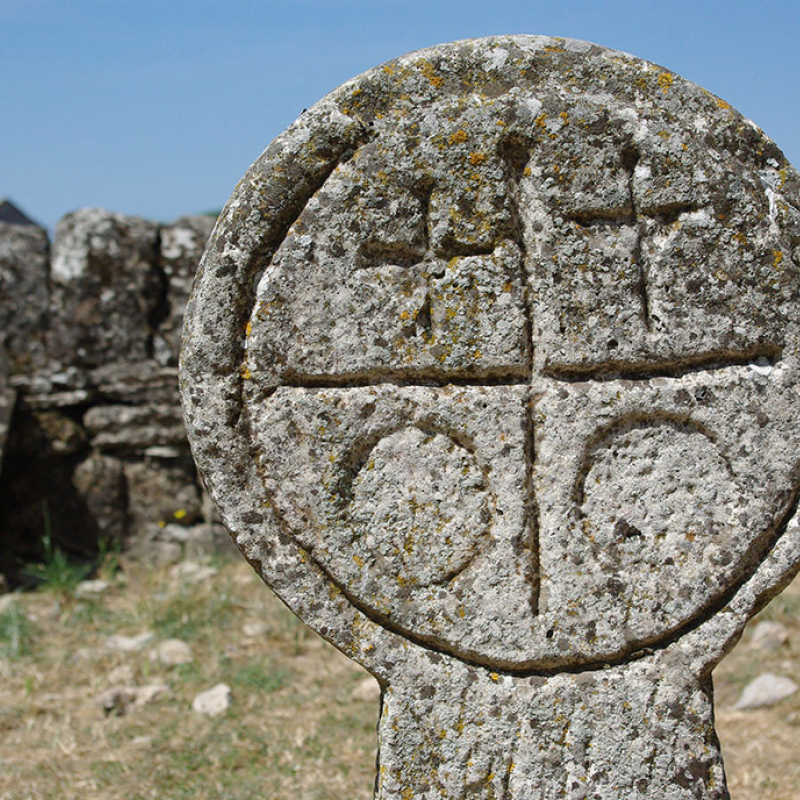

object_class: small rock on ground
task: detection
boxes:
[734,673,799,709]
[97,684,169,716]
[242,620,269,638]
[350,676,382,702]
[105,632,154,652]
[169,561,218,584]
[750,620,790,651]
[75,579,111,599]
[192,683,231,716]
[149,638,192,666]
[0,594,22,614]
[107,664,135,684]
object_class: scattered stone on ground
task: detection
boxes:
[130,735,154,749]
[105,632,154,652]
[107,664,135,684]
[734,673,799,710]
[74,579,111,599]
[192,683,231,716]
[97,683,169,716]
[350,676,381,703]
[169,561,218,584]
[750,620,790,651]
[0,594,21,614]
[149,638,192,666]
[242,620,269,638]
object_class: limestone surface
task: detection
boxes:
[181,36,800,800]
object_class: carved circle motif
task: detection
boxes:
[181,36,800,673]
[347,426,490,588]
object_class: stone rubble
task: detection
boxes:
[192,683,232,716]
[74,579,111,600]
[750,619,790,651]
[97,683,169,716]
[734,672,799,709]
[149,638,193,666]
[104,632,155,653]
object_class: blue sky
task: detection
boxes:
[2,0,798,231]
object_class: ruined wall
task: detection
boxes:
[0,209,221,583]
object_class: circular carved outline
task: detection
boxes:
[180,35,800,678]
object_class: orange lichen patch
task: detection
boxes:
[658,72,674,92]
[774,250,784,267]
[559,111,569,123]
[239,365,252,380]
[716,97,731,110]
[469,151,487,166]
[382,65,395,75]
[244,321,252,337]
[418,60,444,88]
[535,112,547,129]
[449,129,468,145]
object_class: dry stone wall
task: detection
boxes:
[0,208,220,582]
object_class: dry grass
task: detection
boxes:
[0,557,796,800]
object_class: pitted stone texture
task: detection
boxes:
[49,208,161,367]
[376,650,725,800]
[153,215,215,366]
[181,35,800,800]
[0,221,49,373]
[253,385,535,663]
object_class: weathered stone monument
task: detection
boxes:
[180,36,800,799]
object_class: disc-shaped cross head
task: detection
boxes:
[181,37,800,797]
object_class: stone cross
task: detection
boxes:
[180,36,800,799]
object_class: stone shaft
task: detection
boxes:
[377,654,725,800]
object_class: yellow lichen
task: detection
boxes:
[418,60,444,88]
[244,321,252,337]
[449,129,468,145]
[716,97,731,110]
[469,151,486,166]
[239,365,252,380]
[174,509,187,520]
[774,250,784,267]
[657,72,674,92]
